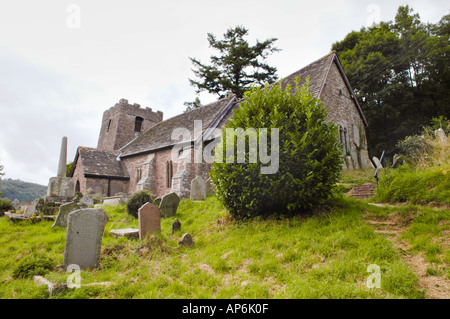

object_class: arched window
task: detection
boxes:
[134,116,144,132]
[166,160,173,188]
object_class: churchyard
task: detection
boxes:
[0,166,448,299]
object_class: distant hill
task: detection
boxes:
[0,178,47,202]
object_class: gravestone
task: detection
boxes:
[52,201,87,228]
[171,218,181,234]
[372,156,383,169]
[103,197,121,206]
[159,192,180,218]
[391,154,403,169]
[179,233,194,247]
[435,128,447,143]
[79,195,94,207]
[138,202,161,240]
[63,208,109,269]
[190,176,206,201]
[11,199,20,211]
[24,199,38,217]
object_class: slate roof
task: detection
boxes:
[69,147,129,179]
[279,51,368,126]
[119,94,238,158]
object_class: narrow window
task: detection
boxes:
[136,168,142,183]
[343,127,348,154]
[339,126,344,150]
[134,116,144,132]
[107,119,111,132]
[166,161,173,188]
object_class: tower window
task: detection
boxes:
[107,119,111,132]
[134,116,144,132]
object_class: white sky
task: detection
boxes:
[0,0,448,186]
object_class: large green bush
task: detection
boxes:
[126,190,154,219]
[210,78,343,219]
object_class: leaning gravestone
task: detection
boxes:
[159,192,180,218]
[79,195,94,208]
[138,202,161,240]
[63,208,109,269]
[52,201,87,228]
[372,156,383,169]
[391,154,403,169]
[179,233,194,247]
[190,176,206,201]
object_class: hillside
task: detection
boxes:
[0,178,47,202]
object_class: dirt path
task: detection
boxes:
[364,207,450,299]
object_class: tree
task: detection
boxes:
[332,5,449,159]
[209,79,343,219]
[183,97,202,112]
[188,25,280,99]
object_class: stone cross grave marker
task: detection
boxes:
[190,176,206,201]
[138,202,161,240]
[63,208,109,270]
[159,192,180,218]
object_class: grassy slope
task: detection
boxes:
[0,194,427,299]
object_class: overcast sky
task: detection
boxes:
[0,0,448,186]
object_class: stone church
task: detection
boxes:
[69,51,372,199]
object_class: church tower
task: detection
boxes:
[97,98,163,152]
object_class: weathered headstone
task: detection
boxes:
[171,218,181,234]
[190,176,206,201]
[11,199,20,211]
[372,156,383,169]
[24,199,38,217]
[179,233,194,247]
[138,202,161,240]
[435,128,447,143]
[103,197,121,206]
[391,154,403,169]
[63,208,109,269]
[159,192,180,218]
[52,201,86,228]
[79,195,94,207]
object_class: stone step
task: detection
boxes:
[347,182,377,199]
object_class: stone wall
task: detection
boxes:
[122,144,216,199]
[320,61,371,170]
[97,99,163,151]
[72,156,88,194]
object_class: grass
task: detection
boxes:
[373,163,450,205]
[336,168,379,194]
[373,134,449,205]
[0,195,426,299]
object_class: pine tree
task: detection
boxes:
[188,25,280,99]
